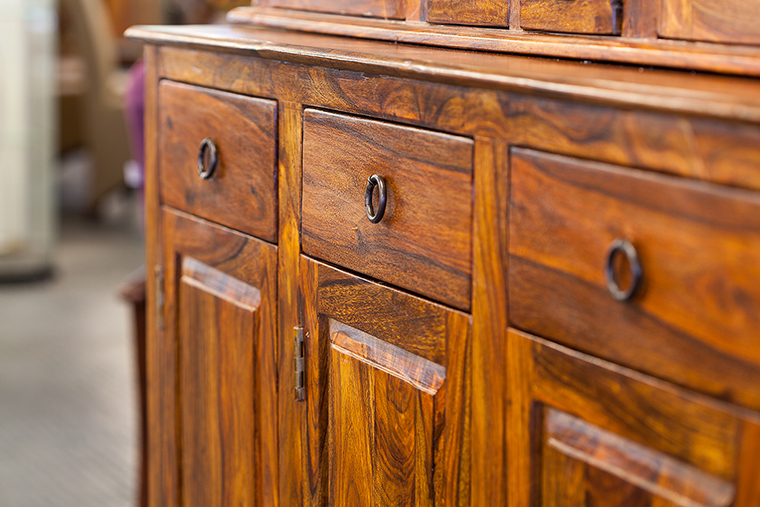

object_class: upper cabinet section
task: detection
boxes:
[260,0,407,19]
[158,81,278,243]
[301,109,474,311]
[659,0,760,44]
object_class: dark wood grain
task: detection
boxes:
[521,0,622,34]
[659,0,760,44]
[426,0,509,26]
[158,81,278,242]
[470,138,508,507]
[509,148,760,410]
[180,258,259,507]
[300,256,470,507]
[218,9,760,77]
[507,329,760,507]
[162,209,278,507]
[154,48,760,194]
[262,0,407,18]
[302,109,473,311]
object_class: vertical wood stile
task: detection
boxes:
[279,101,304,507]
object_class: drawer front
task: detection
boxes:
[509,148,760,410]
[302,110,474,311]
[262,0,406,19]
[426,0,510,26]
[521,0,622,34]
[508,329,760,507]
[659,0,760,45]
[159,81,277,242]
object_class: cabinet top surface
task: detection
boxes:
[127,23,760,123]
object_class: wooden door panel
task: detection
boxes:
[507,328,760,507]
[162,208,278,507]
[180,258,259,507]
[300,257,469,507]
[328,320,441,507]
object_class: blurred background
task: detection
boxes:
[0,1,245,505]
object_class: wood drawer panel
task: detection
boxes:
[659,0,760,45]
[158,81,277,242]
[261,0,406,19]
[302,109,474,311]
[426,0,510,26]
[509,148,760,410]
[508,329,760,507]
[521,0,622,34]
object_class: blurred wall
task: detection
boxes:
[0,0,57,278]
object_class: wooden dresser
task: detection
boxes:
[127,2,760,505]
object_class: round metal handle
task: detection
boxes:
[604,239,642,302]
[365,174,387,224]
[197,137,218,180]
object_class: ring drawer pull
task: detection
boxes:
[365,174,387,224]
[604,239,642,302]
[197,137,219,180]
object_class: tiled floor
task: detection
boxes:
[0,216,144,507]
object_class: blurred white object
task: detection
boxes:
[0,0,57,280]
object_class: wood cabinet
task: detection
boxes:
[128,5,760,506]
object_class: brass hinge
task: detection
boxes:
[294,327,305,402]
[155,266,165,332]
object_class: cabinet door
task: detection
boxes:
[162,209,277,507]
[299,257,470,507]
[507,328,760,507]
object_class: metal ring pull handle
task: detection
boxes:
[365,174,387,224]
[197,138,218,180]
[604,239,642,302]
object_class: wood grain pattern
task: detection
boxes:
[521,0,622,34]
[426,0,509,26]
[262,0,407,19]
[180,258,259,507]
[509,148,760,410]
[328,322,440,507]
[220,8,760,77]
[469,138,508,507]
[302,109,473,311]
[277,101,302,507]
[162,209,278,507]
[153,47,760,193]
[659,0,760,44]
[300,256,470,507]
[507,329,760,507]
[143,45,179,507]
[158,81,278,242]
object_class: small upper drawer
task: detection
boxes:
[520,0,622,34]
[659,0,760,45]
[509,148,760,408]
[158,81,277,242]
[262,0,406,19]
[302,110,473,311]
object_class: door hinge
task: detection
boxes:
[294,327,305,402]
[155,266,165,332]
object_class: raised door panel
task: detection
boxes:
[300,257,470,507]
[262,0,406,19]
[507,328,760,507]
[162,208,278,507]
[659,0,760,44]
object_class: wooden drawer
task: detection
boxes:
[508,329,760,507]
[520,0,622,34]
[261,0,406,19]
[158,81,277,242]
[426,0,510,26]
[659,0,760,45]
[302,109,474,311]
[509,148,760,410]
